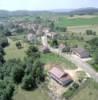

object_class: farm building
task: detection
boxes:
[71,47,90,58]
[49,67,73,86]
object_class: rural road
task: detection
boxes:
[49,47,98,83]
[41,35,98,82]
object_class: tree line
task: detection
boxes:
[0,45,45,100]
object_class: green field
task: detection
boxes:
[40,53,76,69]
[4,38,28,60]
[71,79,98,100]
[55,17,98,27]
[13,86,51,100]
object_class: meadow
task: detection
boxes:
[40,53,76,69]
[71,79,98,100]
[13,86,51,100]
[55,16,98,27]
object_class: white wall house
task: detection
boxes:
[27,33,34,41]
[41,36,48,47]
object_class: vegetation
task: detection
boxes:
[63,82,79,100]
[56,17,98,27]
[71,79,98,100]
[87,37,98,71]
[0,37,45,100]
[40,53,76,69]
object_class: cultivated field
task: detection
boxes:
[55,15,98,27]
[68,24,98,34]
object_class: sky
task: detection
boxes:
[0,0,98,11]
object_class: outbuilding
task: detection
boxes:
[49,67,73,86]
[71,47,90,58]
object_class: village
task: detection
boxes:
[0,10,98,100]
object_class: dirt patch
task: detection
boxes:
[44,63,63,71]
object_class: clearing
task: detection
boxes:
[4,37,29,60]
[13,86,51,100]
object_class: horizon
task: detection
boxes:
[0,7,98,12]
[0,0,98,11]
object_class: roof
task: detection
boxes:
[49,67,67,79]
[71,47,90,57]
[59,43,65,49]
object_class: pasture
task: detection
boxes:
[4,37,29,60]
[40,53,76,69]
[68,25,98,34]
[71,79,98,100]
[13,86,51,100]
[55,16,98,27]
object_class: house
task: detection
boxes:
[46,32,58,39]
[71,47,90,58]
[59,43,66,52]
[27,33,36,42]
[42,27,50,33]
[49,67,73,86]
[41,36,48,47]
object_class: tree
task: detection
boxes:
[0,53,5,64]
[0,46,5,55]
[11,65,24,84]
[4,29,12,36]
[49,21,55,32]
[16,41,22,49]
[34,16,42,24]
[93,49,98,64]
[26,46,40,60]
[21,74,35,90]
[51,39,59,48]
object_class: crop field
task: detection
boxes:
[55,16,98,27]
[68,25,98,34]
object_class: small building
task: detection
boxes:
[27,33,36,42]
[46,32,58,39]
[41,36,48,47]
[49,67,73,86]
[71,47,90,58]
[59,43,66,52]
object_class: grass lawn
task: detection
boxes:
[71,79,98,100]
[13,86,51,100]
[40,53,76,69]
[55,17,98,27]
[10,34,26,41]
[4,38,29,60]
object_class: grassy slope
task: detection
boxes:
[40,53,76,69]
[13,86,51,100]
[71,79,98,100]
[4,38,28,60]
[56,17,98,27]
